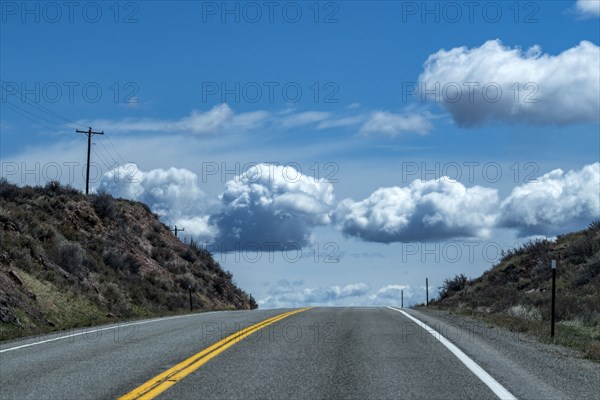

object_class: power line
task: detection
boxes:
[91,145,112,169]
[97,140,119,166]
[2,102,83,144]
[105,132,127,164]
[3,101,65,129]
[2,89,123,172]
[0,80,85,128]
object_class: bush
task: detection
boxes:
[507,304,542,321]
[42,180,80,197]
[180,247,197,263]
[438,274,469,300]
[0,178,20,200]
[151,245,172,264]
[175,273,197,290]
[101,282,130,315]
[103,250,141,274]
[58,241,84,273]
[92,193,116,220]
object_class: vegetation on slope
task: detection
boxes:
[0,179,257,341]
[431,222,600,360]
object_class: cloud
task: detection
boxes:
[278,111,331,128]
[368,284,428,307]
[359,111,433,136]
[258,282,431,308]
[576,0,600,17]
[259,281,370,308]
[96,164,217,241]
[76,104,269,135]
[72,104,433,138]
[418,40,600,126]
[211,163,335,251]
[499,163,600,236]
[317,115,365,129]
[335,179,498,243]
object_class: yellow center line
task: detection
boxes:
[118,308,312,400]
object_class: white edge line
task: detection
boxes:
[0,311,222,354]
[388,306,517,400]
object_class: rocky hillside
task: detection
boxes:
[0,180,257,341]
[432,222,600,359]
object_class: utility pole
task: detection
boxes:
[171,226,185,238]
[76,127,104,194]
[551,259,557,338]
[425,278,429,307]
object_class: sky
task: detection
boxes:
[1,0,599,308]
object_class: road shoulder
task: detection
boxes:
[402,308,599,400]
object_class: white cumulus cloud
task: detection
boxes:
[419,40,600,126]
[96,164,217,241]
[211,163,335,251]
[335,179,498,242]
[499,163,600,236]
[576,0,600,17]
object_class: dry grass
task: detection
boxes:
[0,179,257,342]
[432,222,600,361]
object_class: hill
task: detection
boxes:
[431,222,600,360]
[0,179,257,341]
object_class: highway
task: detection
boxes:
[1,307,598,400]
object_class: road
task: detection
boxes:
[0,307,596,399]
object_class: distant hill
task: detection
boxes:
[0,180,257,341]
[431,222,600,360]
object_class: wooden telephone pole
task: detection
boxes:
[76,127,104,194]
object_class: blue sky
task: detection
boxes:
[1,1,599,308]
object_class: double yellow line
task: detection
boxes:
[118,308,311,400]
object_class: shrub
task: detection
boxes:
[151,245,172,264]
[568,236,595,264]
[438,274,469,300]
[101,282,130,315]
[180,247,197,263]
[103,250,141,274]
[589,220,600,232]
[507,304,542,321]
[92,193,116,220]
[58,241,84,273]
[175,273,198,290]
[0,178,19,200]
[42,180,80,197]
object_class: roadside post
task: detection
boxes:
[426,278,429,308]
[551,259,557,338]
[189,285,193,312]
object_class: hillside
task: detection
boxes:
[0,179,257,341]
[431,222,600,360]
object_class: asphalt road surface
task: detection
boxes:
[0,307,597,399]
